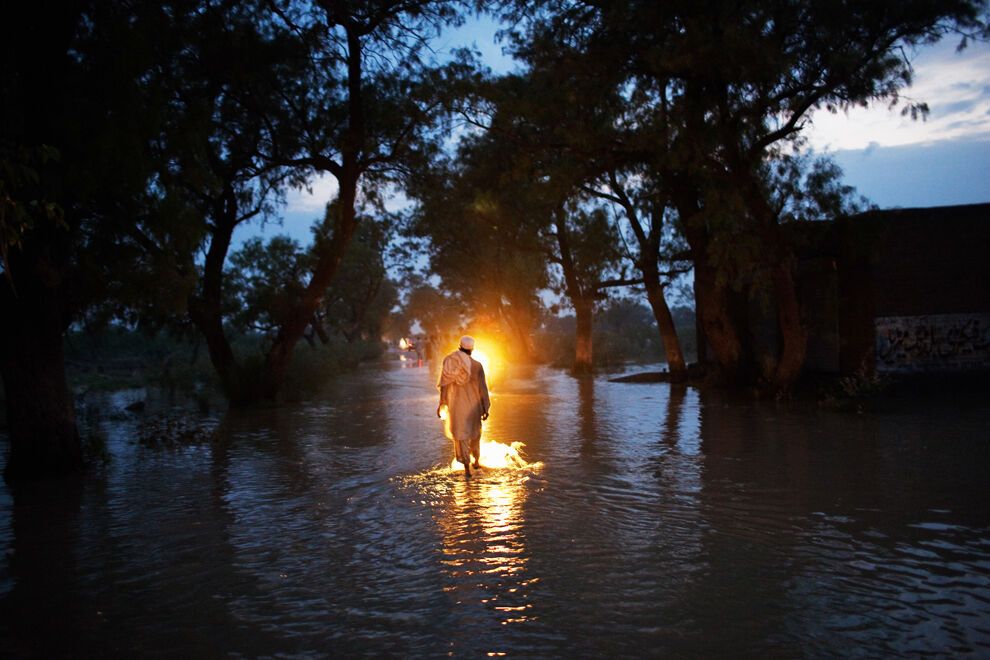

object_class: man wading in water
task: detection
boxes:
[437,336,491,477]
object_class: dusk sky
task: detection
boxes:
[269,16,990,246]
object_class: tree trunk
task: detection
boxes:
[643,272,687,382]
[496,302,536,364]
[739,167,808,392]
[187,193,246,403]
[256,20,368,402]
[0,1,84,480]
[669,90,745,383]
[552,211,596,373]
[188,303,247,402]
[770,255,807,391]
[511,319,536,363]
[1,292,82,481]
[259,175,361,400]
[693,273,707,365]
[674,190,746,384]
[573,297,594,374]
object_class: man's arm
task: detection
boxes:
[478,365,491,420]
[437,384,448,417]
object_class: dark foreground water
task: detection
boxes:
[2,364,990,657]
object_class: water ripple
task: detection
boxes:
[1,366,989,656]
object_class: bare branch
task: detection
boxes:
[595,277,643,290]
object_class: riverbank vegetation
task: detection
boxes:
[2,0,986,479]
[61,328,387,401]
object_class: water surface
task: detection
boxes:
[1,365,989,656]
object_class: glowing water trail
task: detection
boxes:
[438,405,541,472]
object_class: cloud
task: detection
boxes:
[939,99,978,115]
[804,39,990,151]
[831,135,990,209]
[284,173,339,215]
[382,189,412,214]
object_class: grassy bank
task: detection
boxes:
[64,327,387,402]
[536,301,697,371]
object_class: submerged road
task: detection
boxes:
[1,363,989,656]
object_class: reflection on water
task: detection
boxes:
[403,403,545,649]
[434,472,537,626]
[1,364,989,656]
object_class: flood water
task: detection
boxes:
[2,364,990,656]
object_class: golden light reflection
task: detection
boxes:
[407,467,536,571]
[402,429,543,629]
[402,360,544,632]
[448,440,534,471]
[437,404,540,470]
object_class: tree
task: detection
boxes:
[0,0,461,477]
[125,0,460,403]
[581,169,693,381]
[252,0,463,396]
[0,1,171,479]
[225,218,399,350]
[451,53,689,377]
[544,203,633,373]
[401,282,466,360]
[315,216,399,345]
[406,132,550,363]
[121,0,307,403]
[499,0,986,390]
[226,236,314,340]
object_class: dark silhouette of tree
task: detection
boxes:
[544,203,634,373]
[224,219,398,350]
[406,107,558,363]
[120,0,307,403]
[314,216,398,345]
[581,169,693,381]
[124,1,461,403]
[0,0,463,477]
[447,59,688,376]
[0,1,172,479]
[497,0,986,390]
[251,0,463,397]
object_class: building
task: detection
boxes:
[799,203,990,375]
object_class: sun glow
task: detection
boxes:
[441,333,505,389]
[471,348,492,378]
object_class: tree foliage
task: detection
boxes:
[489,0,985,388]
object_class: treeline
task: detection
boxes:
[2,0,986,479]
[1,0,454,478]
[59,326,386,402]
[538,302,697,370]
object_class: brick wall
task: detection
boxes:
[833,203,990,374]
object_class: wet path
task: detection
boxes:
[1,364,989,656]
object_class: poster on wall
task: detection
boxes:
[875,313,990,373]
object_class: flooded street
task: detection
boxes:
[2,364,990,656]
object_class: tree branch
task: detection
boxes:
[595,277,643,290]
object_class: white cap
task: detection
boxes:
[459,335,476,350]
